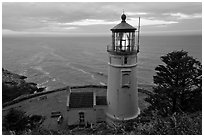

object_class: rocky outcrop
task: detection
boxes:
[2,68,45,103]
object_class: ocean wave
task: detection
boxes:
[19,69,28,76]
[99,82,106,85]
[66,63,96,81]
[43,45,68,61]
[22,45,67,66]
[91,74,96,80]
[82,50,94,56]
[22,52,47,65]
[38,80,49,86]
[31,66,50,75]
[52,78,56,82]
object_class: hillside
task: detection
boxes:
[2,68,45,103]
[2,69,201,135]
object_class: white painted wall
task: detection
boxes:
[107,54,139,121]
[95,106,107,122]
[67,108,96,126]
[67,107,107,126]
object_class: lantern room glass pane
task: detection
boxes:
[113,32,135,52]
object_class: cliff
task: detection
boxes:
[2,68,45,103]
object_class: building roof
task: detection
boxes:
[96,96,107,106]
[111,14,136,32]
[69,92,93,108]
[111,22,136,32]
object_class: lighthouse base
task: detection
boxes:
[106,108,140,127]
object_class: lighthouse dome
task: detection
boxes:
[121,14,126,22]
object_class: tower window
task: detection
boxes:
[124,57,128,64]
[121,70,131,88]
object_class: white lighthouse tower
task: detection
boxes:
[106,13,140,124]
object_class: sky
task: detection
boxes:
[2,2,202,36]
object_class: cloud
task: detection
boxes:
[64,27,78,30]
[163,12,202,19]
[126,12,148,16]
[59,17,178,27]
[2,29,19,34]
[129,18,178,26]
[60,19,118,26]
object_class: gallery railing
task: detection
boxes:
[107,45,138,54]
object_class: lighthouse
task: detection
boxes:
[106,13,140,124]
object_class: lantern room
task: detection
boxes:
[107,13,137,54]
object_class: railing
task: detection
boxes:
[107,45,138,54]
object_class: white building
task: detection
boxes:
[106,13,140,125]
[66,87,107,126]
[66,13,140,127]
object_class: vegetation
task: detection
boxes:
[2,108,44,135]
[3,109,201,135]
[145,50,202,116]
[3,108,29,134]
[113,112,202,135]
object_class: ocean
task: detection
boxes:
[2,34,202,91]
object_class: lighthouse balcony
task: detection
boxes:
[107,45,138,55]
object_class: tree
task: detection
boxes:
[3,108,29,134]
[145,50,202,116]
